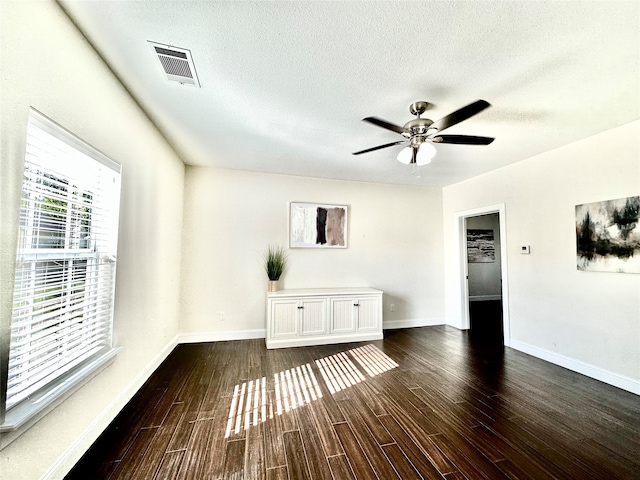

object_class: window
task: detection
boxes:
[1,109,121,438]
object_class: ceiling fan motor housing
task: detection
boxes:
[403,117,434,137]
[410,136,427,147]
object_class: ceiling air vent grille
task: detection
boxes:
[148,41,200,87]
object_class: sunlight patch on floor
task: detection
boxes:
[224,344,397,438]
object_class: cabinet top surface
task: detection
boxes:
[267,287,382,298]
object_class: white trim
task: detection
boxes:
[509,339,640,395]
[266,332,383,349]
[1,348,121,436]
[469,295,502,302]
[383,318,445,330]
[177,329,266,344]
[41,336,179,480]
[453,203,511,347]
[29,108,120,173]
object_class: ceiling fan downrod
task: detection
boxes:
[403,102,434,138]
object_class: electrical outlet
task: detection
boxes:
[390,304,395,312]
[218,312,226,321]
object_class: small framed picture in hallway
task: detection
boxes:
[467,229,496,263]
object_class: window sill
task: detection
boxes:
[0,347,121,449]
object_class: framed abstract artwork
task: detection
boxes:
[576,196,639,273]
[467,229,496,263]
[290,202,348,248]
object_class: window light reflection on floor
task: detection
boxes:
[315,351,366,394]
[349,343,399,376]
[225,376,270,438]
[274,363,322,415]
[224,345,397,438]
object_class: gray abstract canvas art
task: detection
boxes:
[576,196,640,273]
[467,229,496,263]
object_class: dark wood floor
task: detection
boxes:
[469,299,503,344]
[66,326,640,479]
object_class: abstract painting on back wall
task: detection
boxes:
[576,196,640,273]
[290,202,348,248]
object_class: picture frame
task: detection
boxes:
[467,229,496,263]
[576,196,640,273]
[289,202,348,248]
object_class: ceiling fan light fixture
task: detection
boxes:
[396,146,413,165]
[416,142,436,166]
[396,143,436,166]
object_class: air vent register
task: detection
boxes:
[148,41,200,87]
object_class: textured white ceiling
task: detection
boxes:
[60,0,639,187]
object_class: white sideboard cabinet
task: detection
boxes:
[266,288,383,349]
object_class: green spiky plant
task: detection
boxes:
[264,245,288,281]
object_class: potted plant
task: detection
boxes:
[263,245,288,292]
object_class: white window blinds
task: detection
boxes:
[7,110,121,410]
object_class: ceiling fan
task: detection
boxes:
[353,99,494,166]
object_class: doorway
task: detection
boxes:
[466,213,503,344]
[454,204,510,346]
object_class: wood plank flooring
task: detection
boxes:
[65,326,640,479]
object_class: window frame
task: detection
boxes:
[0,109,122,449]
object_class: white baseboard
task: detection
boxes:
[177,329,266,344]
[267,332,383,349]
[383,318,445,330]
[509,339,640,395]
[469,295,502,301]
[42,335,180,480]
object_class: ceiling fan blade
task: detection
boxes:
[431,135,495,145]
[430,100,491,133]
[352,140,406,155]
[362,117,407,135]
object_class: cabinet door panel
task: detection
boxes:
[271,300,299,338]
[300,298,327,336]
[356,297,381,332]
[330,298,356,333]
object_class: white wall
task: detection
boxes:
[0,2,185,478]
[180,167,445,337]
[443,121,640,387]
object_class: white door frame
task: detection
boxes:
[454,203,510,346]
